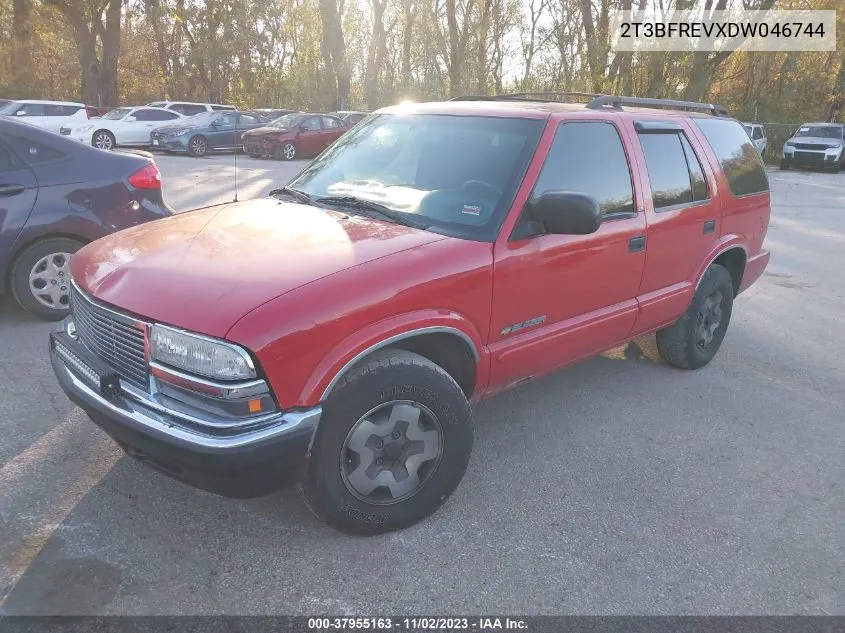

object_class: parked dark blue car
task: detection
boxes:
[0,116,171,320]
[150,111,265,157]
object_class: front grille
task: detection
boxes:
[70,285,150,391]
[793,151,827,162]
[794,143,832,151]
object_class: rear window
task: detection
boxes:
[693,118,769,197]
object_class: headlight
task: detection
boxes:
[784,141,795,147]
[77,124,95,133]
[150,325,256,380]
[172,128,189,136]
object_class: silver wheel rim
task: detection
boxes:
[94,133,113,150]
[695,290,723,350]
[191,138,206,155]
[340,400,443,505]
[284,144,295,160]
[29,252,72,309]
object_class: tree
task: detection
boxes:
[43,0,122,105]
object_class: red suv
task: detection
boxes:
[49,94,770,535]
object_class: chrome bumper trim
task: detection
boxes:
[54,356,322,450]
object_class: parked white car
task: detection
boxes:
[742,123,768,157]
[0,99,88,133]
[146,101,237,116]
[61,106,185,149]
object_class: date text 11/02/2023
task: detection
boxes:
[307,618,529,630]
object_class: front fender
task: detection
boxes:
[299,309,489,405]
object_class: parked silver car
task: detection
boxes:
[742,123,767,157]
[781,122,845,173]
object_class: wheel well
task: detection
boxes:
[385,333,477,398]
[5,233,88,294]
[713,247,746,295]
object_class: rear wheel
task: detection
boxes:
[10,237,84,320]
[92,130,115,151]
[303,349,473,535]
[188,135,208,157]
[656,264,734,370]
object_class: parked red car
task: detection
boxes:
[242,112,347,160]
[50,95,770,535]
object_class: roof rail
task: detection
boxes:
[450,92,601,103]
[585,95,731,117]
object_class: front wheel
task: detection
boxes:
[10,237,84,320]
[656,264,734,370]
[303,349,473,535]
[277,142,296,161]
[92,130,115,151]
[188,135,208,157]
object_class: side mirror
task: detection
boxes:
[15,110,26,116]
[210,119,221,127]
[526,191,602,235]
[126,115,136,122]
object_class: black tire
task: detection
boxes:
[656,264,734,370]
[188,135,208,157]
[10,237,84,320]
[277,142,296,161]
[303,349,473,535]
[780,159,790,170]
[92,130,115,151]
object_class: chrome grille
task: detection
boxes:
[70,285,150,391]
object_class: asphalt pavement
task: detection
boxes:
[1,157,843,615]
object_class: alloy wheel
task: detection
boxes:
[191,137,207,156]
[284,143,296,160]
[93,132,113,150]
[695,290,723,351]
[340,400,444,505]
[29,252,72,309]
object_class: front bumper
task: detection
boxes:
[150,136,189,151]
[50,331,321,498]
[783,148,843,166]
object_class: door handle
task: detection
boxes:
[0,184,25,197]
[703,219,716,234]
[628,235,646,253]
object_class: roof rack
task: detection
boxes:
[450,92,601,103]
[586,95,731,117]
[450,92,731,117]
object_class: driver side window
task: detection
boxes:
[531,121,635,219]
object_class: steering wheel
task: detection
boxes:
[461,180,501,197]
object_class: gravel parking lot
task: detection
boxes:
[1,159,844,615]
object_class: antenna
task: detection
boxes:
[233,128,239,203]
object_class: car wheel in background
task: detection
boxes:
[92,130,115,151]
[277,142,296,161]
[656,264,734,370]
[10,237,85,321]
[303,349,473,535]
[188,135,208,157]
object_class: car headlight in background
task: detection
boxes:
[76,124,95,133]
[150,325,256,380]
[172,128,190,136]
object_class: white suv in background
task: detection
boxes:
[0,99,89,133]
[146,101,237,117]
[742,123,768,157]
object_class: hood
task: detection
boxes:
[70,197,446,338]
[154,123,188,134]
[790,136,844,146]
[243,126,293,138]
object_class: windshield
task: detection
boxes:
[182,111,217,125]
[288,113,544,242]
[794,125,844,139]
[0,101,22,115]
[269,113,307,129]
[103,108,132,120]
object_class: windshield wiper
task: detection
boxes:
[315,195,430,230]
[269,187,316,206]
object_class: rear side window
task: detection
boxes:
[323,116,341,128]
[532,121,634,217]
[302,117,323,131]
[211,105,236,111]
[45,104,81,116]
[693,118,769,196]
[4,133,66,165]
[752,127,764,140]
[638,131,710,210]
[680,134,708,202]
